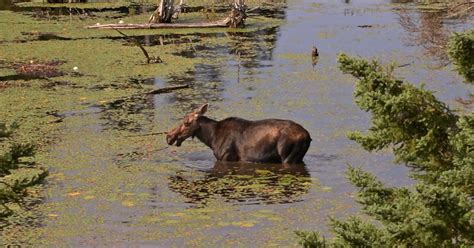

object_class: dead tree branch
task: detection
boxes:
[146,84,189,95]
[113,28,162,64]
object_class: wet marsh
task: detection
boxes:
[0,0,472,246]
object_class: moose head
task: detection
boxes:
[166,104,208,147]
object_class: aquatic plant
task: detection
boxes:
[169,169,311,205]
[448,29,474,83]
[296,54,473,247]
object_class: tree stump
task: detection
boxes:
[226,0,247,28]
[149,0,175,23]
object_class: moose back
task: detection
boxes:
[166,104,311,164]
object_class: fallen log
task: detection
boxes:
[86,19,229,29]
[146,84,189,94]
[86,1,246,29]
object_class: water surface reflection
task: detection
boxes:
[168,161,311,206]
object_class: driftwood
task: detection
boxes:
[146,84,189,94]
[149,0,175,23]
[86,19,230,29]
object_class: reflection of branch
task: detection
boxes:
[397,7,449,62]
[446,5,474,19]
[146,84,189,94]
[113,28,163,64]
[447,1,474,14]
[455,97,473,108]
[449,0,473,9]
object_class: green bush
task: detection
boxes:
[448,30,474,83]
[296,54,473,247]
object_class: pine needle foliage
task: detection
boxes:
[0,123,35,177]
[0,123,42,217]
[448,30,474,83]
[296,54,473,247]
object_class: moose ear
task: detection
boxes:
[196,103,208,115]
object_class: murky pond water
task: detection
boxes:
[1,0,472,246]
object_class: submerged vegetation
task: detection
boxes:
[296,54,473,247]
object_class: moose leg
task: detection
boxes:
[214,143,240,162]
[282,141,310,164]
[220,152,239,162]
[277,139,294,163]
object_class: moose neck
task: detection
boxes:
[195,116,217,149]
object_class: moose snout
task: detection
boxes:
[166,133,176,146]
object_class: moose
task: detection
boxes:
[166,104,311,164]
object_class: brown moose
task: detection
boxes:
[166,104,311,164]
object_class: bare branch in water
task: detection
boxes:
[113,28,163,64]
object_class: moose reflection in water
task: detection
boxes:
[168,161,311,205]
[166,104,312,163]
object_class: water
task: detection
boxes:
[1,0,472,246]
